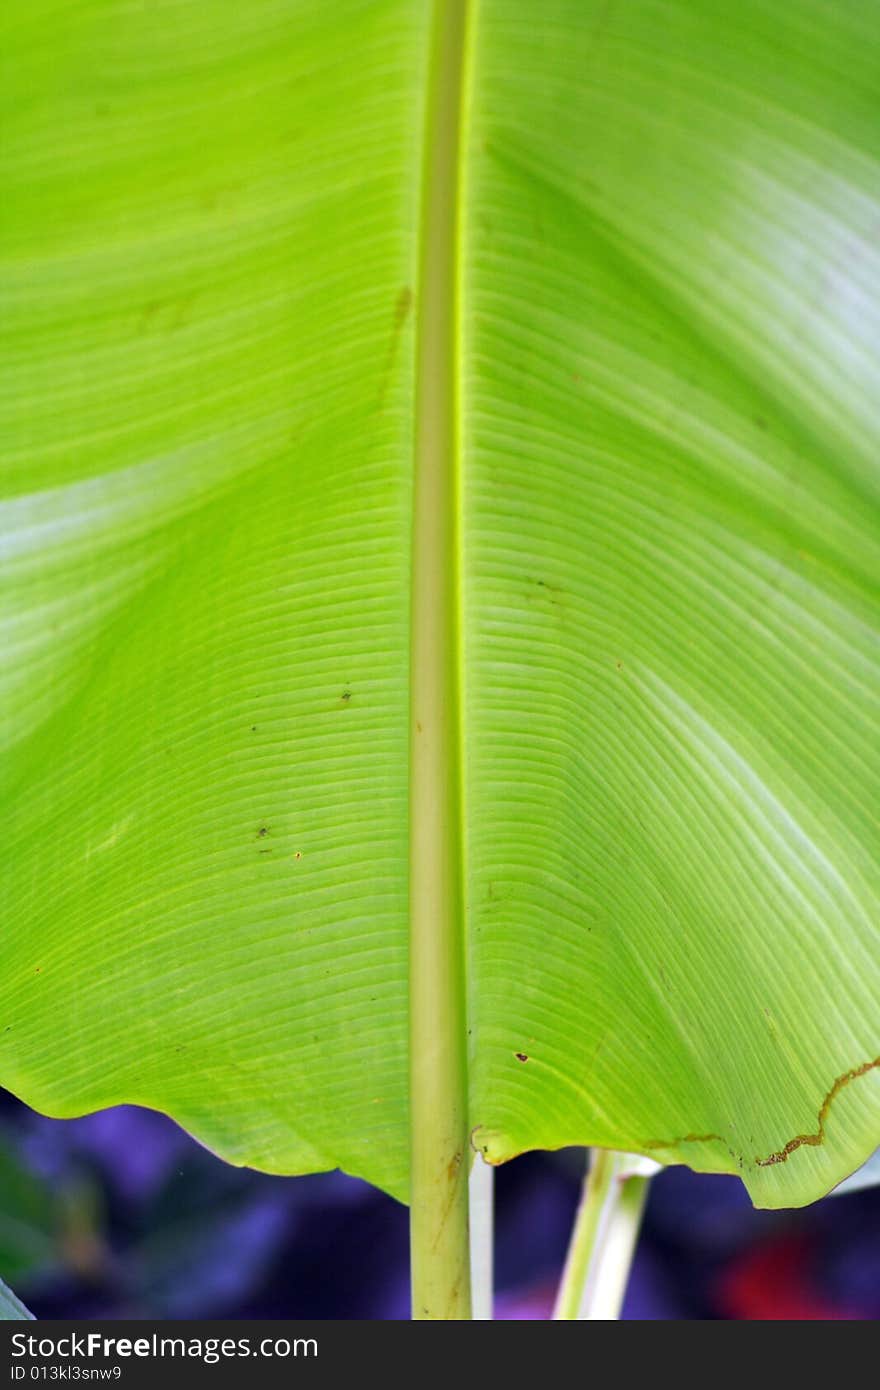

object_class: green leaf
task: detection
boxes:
[2,0,878,1216]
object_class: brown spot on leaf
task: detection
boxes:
[376,287,414,408]
[394,286,413,327]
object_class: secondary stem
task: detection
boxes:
[582,1173,650,1320]
[409,0,471,1321]
[553,1150,652,1320]
[552,1150,617,1320]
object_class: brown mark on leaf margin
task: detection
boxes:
[642,1132,723,1152]
[641,1055,880,1171]
[754,1056,880,1168]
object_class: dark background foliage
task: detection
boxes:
[1,1091,876,1320]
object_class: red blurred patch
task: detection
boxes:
[719,1235,860,1320]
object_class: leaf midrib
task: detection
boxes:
[408,0,472,1320]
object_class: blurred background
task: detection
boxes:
[1,1089,877,1320]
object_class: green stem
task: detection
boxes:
[553,1151,653,1320]
[552,1150,617,1320]
[409,0,471,1321]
